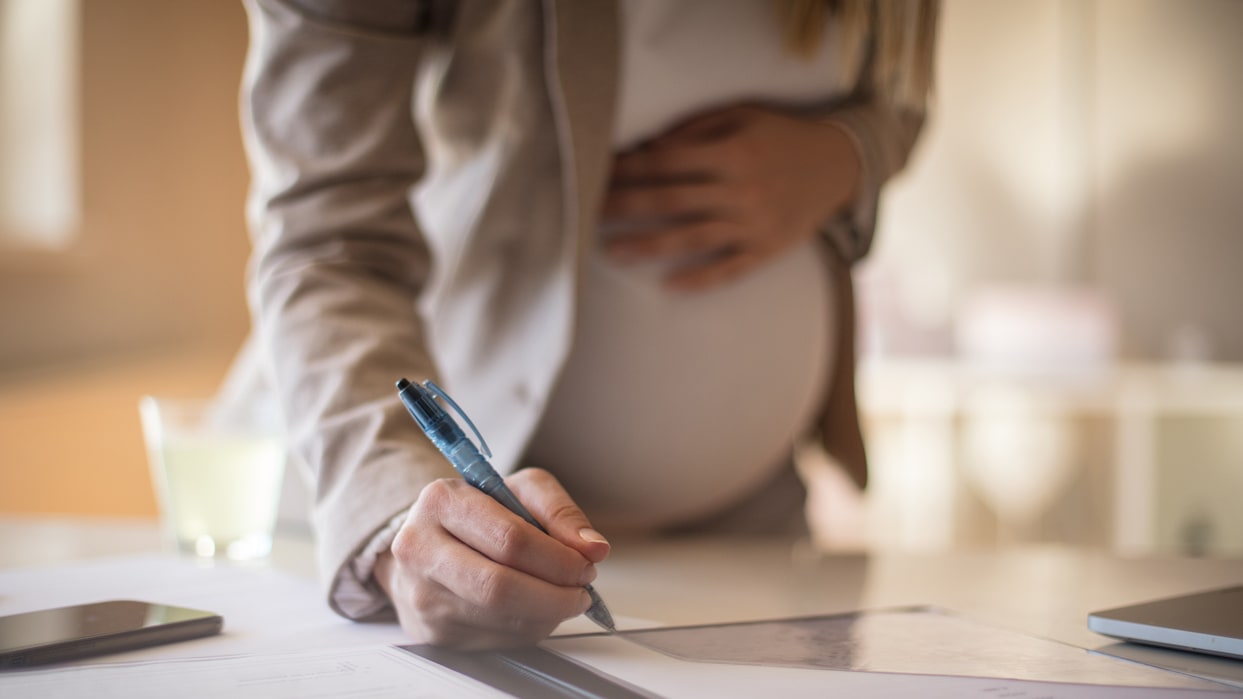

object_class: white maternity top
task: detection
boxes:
[525,0,848,531]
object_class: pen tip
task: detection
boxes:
[586,598,616,633]
[396,378,410,390]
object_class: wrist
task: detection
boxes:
[816,120,863,215]
[373,549,397,600]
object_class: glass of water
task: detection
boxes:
[138,395,285,561]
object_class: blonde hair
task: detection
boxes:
[777,0,938,110]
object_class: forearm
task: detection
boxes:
[820,96,926,264]
[242,0,454,614]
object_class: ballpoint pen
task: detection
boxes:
[396,378,616,633]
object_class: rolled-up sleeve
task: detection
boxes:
[821,6,936,265]
[823,97,926,263]
[241,0,456,619]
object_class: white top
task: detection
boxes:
[525,0,845,531]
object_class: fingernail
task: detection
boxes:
[579,527,609,545]
[580,564,598,586]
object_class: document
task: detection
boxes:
[2,557,1236,697]
[531,609,1237,698]
[0,645,508,698]
[0,553,410,663]
[2,641,1236,699]
[546,635,1238,698]
[572,608,1227,687]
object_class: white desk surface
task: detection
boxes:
[2,515,1241,688]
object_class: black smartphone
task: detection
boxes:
[0,599,223,668]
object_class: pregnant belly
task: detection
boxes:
[525,237,835,531]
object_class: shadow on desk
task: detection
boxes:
[1096,642,1243,690]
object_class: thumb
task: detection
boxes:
[507,468,611,564]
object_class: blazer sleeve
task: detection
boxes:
[822,97,926,264]
[814,15,937,489]
[813,90,925,491]
[820,1,937,266]
[241,0,456,619]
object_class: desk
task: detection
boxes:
[2,516,1242,693]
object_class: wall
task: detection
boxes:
[861,0,1094,357]
[864,0,1243,363]
[0,0,251,372]
[854,0,1243,556]
[1092,0,1243,362]
[0,1,250,516]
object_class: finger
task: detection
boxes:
[507,469,611,564]
[665,248,764,292]
[613,107,768,183]
[611,140,726,185]
[393,564,580,649]
[386,515,588,649]
[426,478,597,587]
[421,538,592,629]
[394,509,591,627]
[407,613,563,650]
[603,179,732,222]
[654,105,749,145]
[606,219,740,262]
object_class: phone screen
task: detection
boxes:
[0,600,222,667]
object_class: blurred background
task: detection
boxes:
[1,1,1240,557]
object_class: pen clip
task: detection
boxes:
[423,380,492,459]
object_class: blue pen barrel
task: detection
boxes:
[443,439,497,489]
[444,440,546,532]
[404,383,549,533]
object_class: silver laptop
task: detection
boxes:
[1089,585,1243,660]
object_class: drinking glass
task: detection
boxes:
[138,395,285,561]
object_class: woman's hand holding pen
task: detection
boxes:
[373,468,610,649]
[604,104,862,291]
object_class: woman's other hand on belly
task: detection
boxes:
[603,104,860,291]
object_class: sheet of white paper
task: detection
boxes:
[3,639,1237,699]
[588,609,1228,689]
[0,553,409,662]
[0,553,646,661]
[0,645,509,698]
[544,634,1241,699]
[4,556,1237,698]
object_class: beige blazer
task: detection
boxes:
[238,0,927,617]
